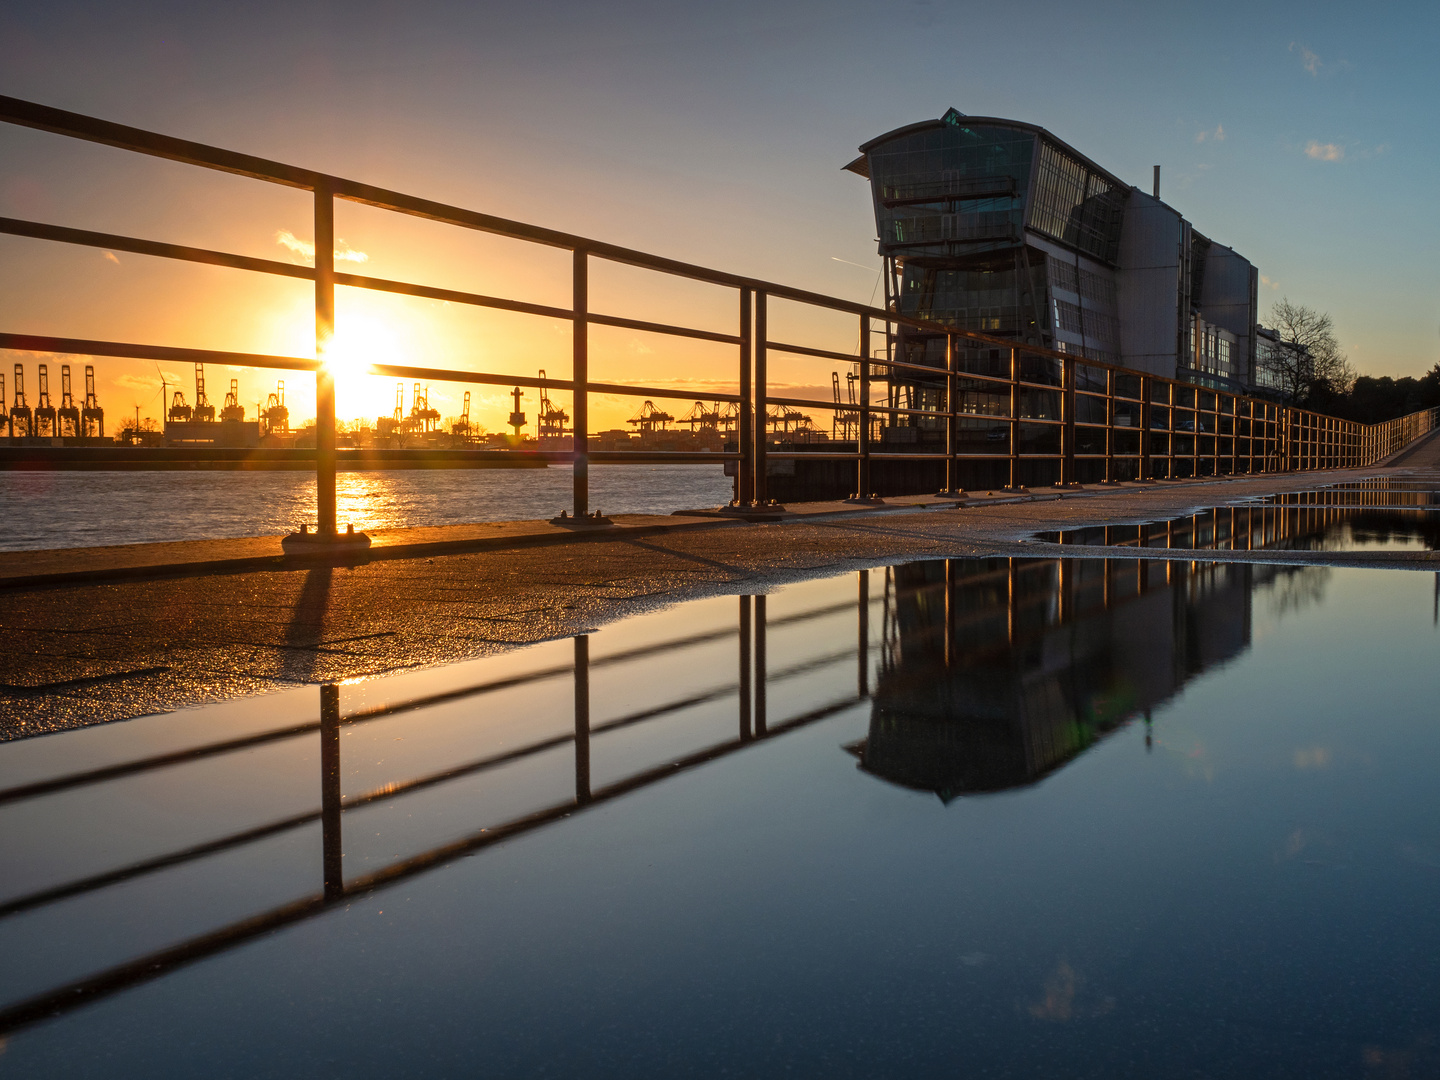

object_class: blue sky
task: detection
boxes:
[2,0,1437,396]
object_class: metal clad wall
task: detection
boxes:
[1116,190,1183,376]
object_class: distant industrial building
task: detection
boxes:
[846,109,1267,395]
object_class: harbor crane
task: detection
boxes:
[10,364,32,437]
[261,380,288,435]
[767,403,813,434]
[34,364,57,438]
[220,378,244,422]
[627,400,674,434]
[682,400,722,432]
[167,387,192,423]
[537,370,568,446]
[451,390,474,442]
[81,365,104,436]
[57,365,80,437]
[193,363,215,422]
[408,383,440,434]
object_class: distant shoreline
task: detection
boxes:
[0,447,558,471]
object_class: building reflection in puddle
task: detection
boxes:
[0,555,1300,1039]
[852,558,1265,799]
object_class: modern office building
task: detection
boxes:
[845,109,1261,395]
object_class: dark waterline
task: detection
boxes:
[2,559,1439,1076]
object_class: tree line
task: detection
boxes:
[1261,298,1440,424]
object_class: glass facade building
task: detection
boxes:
[846,109,1264,415]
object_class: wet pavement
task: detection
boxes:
[5,464,1440,734]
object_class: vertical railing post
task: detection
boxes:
[1247,399,1256,474]
[857,569,869,698]
[944,559,956,668]
[739,594,753,739]
[754,291,769,505]
[755,594,768,736]
[855,314,872,499]
[572,248,589,517]
[574,635,591,804]
[1104,368,1116,483]
[1060,355,1075,486]
[320,683,342,900]
[313,178,337,536]
[1167,382,1177,479]
[1217,393,1225,475]
[737,287,753,506]
[1138,375,1151,481]
[942,333,959,496]
[1007,347,1020,489]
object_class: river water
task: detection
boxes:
[0,464,734,550]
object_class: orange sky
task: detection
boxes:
[1,141,865,435]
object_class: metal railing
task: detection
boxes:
[1,95,1434,533]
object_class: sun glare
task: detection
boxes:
[319,311,412,421]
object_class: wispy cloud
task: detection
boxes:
[274,229,369,264]
[1305,140,1344,162]
[102,250,120,265]
[1290,42,1323,75]
[1195,123,1225,144]
[1260,275,1280,290]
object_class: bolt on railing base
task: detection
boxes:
[845,494,884,505]
[935,489,967,500]
[281,523,371,554]
[550,511,613,528]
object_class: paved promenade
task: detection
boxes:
[4,446,1439,736]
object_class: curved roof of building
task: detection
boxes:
[844,110,1129,192]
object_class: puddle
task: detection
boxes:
[1038,502,1440,553]
[3,559,1440,1075]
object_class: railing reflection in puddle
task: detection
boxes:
[1041,501,1440,553]
[0,577,877,1033]
[0,555,1291,1033]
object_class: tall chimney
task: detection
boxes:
[1153,165,1161,199]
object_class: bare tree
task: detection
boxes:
[1262,298,1355,404]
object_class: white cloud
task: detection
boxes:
[1305,141,1344,161]
[1260,275,1279,290]
[275,229,312,260]
[102,250,120,265]
[1290,42,1322,75]
[1195,124,1225,144]
[274,229,369,264]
